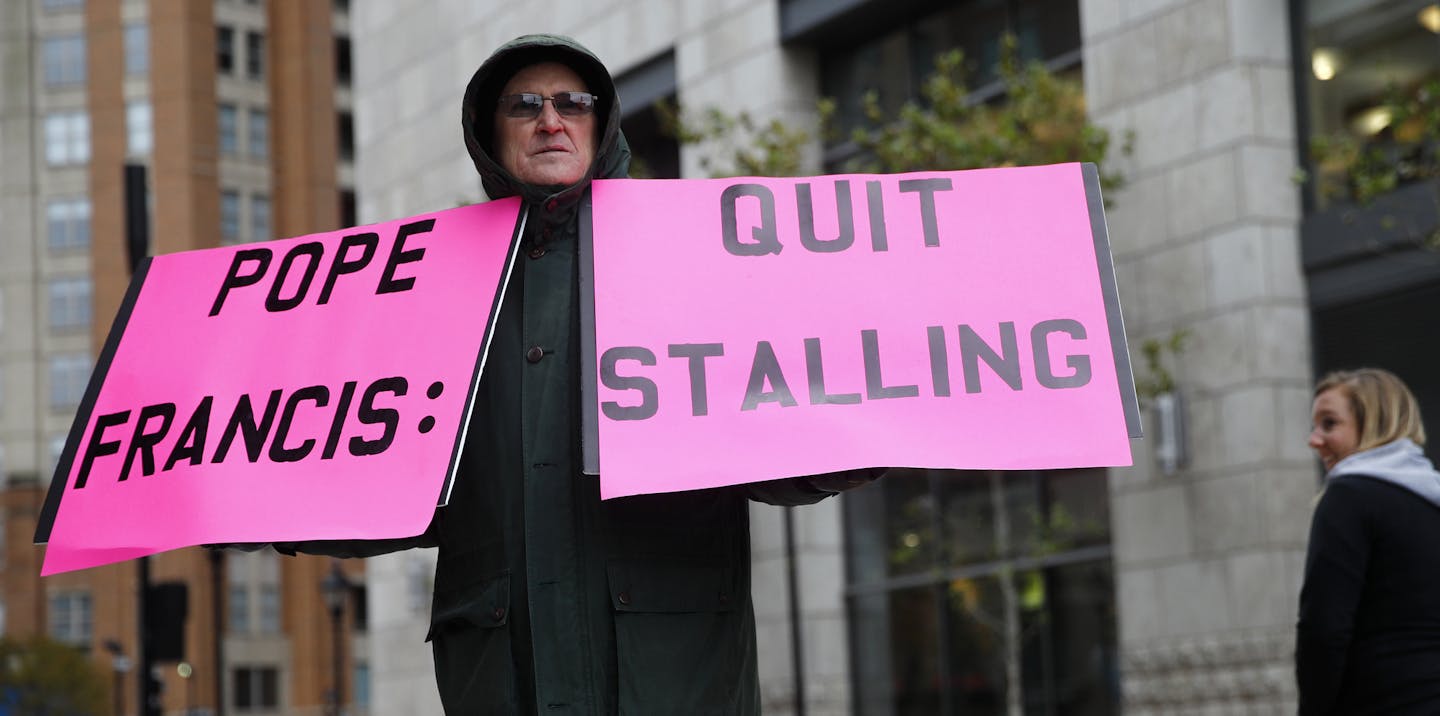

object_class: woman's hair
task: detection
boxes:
[1315,368,1426,450]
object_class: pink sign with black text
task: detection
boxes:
[584,163,1139,499]
[36,200,523,575]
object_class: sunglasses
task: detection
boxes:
[497,92,599,118]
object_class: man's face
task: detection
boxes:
[493,62,597,187]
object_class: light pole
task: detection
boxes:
[320,563,350,716]
[104,639,130,716]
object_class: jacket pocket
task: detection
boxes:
[427,570,516,715]
[608,559,758,715]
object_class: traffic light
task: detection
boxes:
[146,582,189,662]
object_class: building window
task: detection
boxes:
[228,584,249,633]
[245,31,264,79]
[1301,0,1440,209]
[258,583,280,634]
[337,111,354,161]
[49,353,91,410]
[219,103,238,155]
[48,277,92,331]
[47,198,91,252]
[44,111,90,165]
[125,23,149,76]
[334,35,352,86]
[42,0,84,10]
[217,26,235,74]
[354,662,370,711]
[43,34,86,86]
[820,0,1081,154]
[846,468,1117,715]
[221,190,241,242]
[47,591,92,647]
[248,108,269,158]
[233,666,280,711]
[339,189,357,228]
[250,194,271,242]
[127,101,153,157]
[229,551,281,635]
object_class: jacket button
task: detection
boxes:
[525,346,544,363]
[492,607,506,621]
[617,591,631,606]
[718,593,729,606]
[528,246,546,259]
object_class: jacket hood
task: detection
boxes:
[461,34,631,212]
[1329,438,1440,508]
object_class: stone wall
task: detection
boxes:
[1081,1,1314,712]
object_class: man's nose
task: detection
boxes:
[1307,429,1323,448]
[536,102,563,132]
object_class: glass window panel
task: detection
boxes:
[127,101,153,157]
[43,34,86,86]
[233,668,252,708]
[43,0,84,9]
[882,468,940,576]
[939,471,1000,565]
[944,574,1008,715]
[49,353,90,410]
[248,109,268,158]
[219,104,238,155]
[250,194,271,243]
[1021,561,1120,715]
[338,111,354,161]
[258,583,279,634]
[48,594,71,640]
[245,31,264,79]
[221,190,241,242]
[44,112,90,165]
[125,23,148,76]
[48,277,91,330]
[851,586,945,716]
[229,585,249,633]
[217,26,235,74]
[46,591,91,645]
[354,662,370,708]
[259,668,279,707]
[47,198,91,251]
[1041,468,1112,550]
[334,35,352,86]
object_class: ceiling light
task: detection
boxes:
[1312,49,1340,81]
[1352,106,1393,136]
[1419,4,1440,33]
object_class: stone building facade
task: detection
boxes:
[349,0,1440,713]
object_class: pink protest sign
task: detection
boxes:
[36,200,523,575]
[585,163,1138,499]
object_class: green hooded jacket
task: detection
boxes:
[279,35,870,715]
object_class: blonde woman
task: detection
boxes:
[1297,368,1440,715]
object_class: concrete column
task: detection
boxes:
[1081,0,1314,712]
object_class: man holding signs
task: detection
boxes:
[267,35,881,715]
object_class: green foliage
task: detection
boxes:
[1310,78,1440,204]
[665,34,1131,189]
[658,100,811,178]
[0,636,109,715]
[1134,329,1189,402]
[842,38,1131,193]
[1308,78,1440,249]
